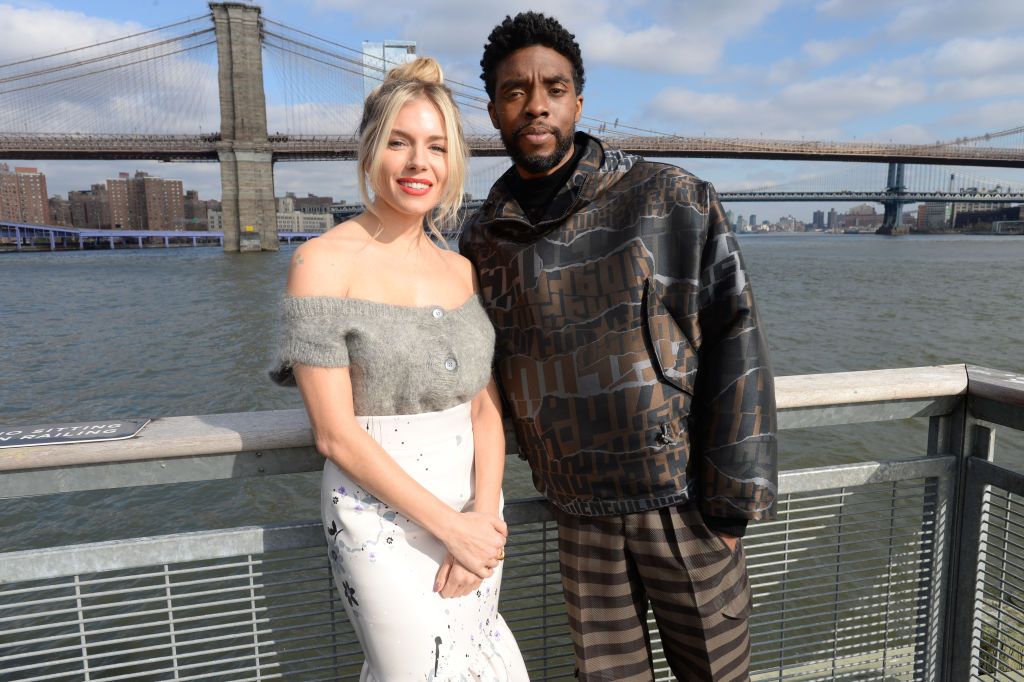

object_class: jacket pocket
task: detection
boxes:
[641,278,696,396]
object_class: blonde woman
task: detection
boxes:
[271,58,528,680]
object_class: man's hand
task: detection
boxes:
[717,532,739,553]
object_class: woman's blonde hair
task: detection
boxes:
[358,57,468,243]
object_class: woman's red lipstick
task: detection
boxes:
[397,177,433,196]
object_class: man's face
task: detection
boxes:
[488,45,583,179]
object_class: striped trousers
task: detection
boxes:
[554,504,752,681]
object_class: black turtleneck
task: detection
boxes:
[505,140,588,224]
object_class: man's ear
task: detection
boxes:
[488,101,500,129]
[575,95,583,123]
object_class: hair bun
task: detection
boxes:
[385,56,444,85]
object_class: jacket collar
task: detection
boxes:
[476,132,639,241]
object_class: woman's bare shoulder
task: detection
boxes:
[438,247,477,292]
[285,220,369,297]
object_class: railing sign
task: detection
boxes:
[0,419,150,449]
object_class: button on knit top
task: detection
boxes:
[270,294,496,416]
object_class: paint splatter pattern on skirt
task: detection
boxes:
[321,402,528,681]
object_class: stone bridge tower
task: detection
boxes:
[210,2,277,252]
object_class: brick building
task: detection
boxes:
[69,184,111,229]
[106,171,184,230]
[0,164,49,224]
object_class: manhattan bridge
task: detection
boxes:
[1,4,1023,250]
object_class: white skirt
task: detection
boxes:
[321,402,529,681]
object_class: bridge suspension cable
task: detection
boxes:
[0,15,211,69]
[260,17,664,140]
[937,125,1024,150]
[261,22,498,136]
[0,10,1020,167]
[466,158,512,199]
[0,37,216,96]
[0,30,214,87]
[0,15,218,135]
[259,18,1024,163]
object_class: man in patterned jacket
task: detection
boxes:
[459,12,777,681]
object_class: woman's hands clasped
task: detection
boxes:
[434,552,482,598]
[434,511,507,598]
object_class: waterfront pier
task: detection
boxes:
[0,221,319,251]
[1,365,1023,680]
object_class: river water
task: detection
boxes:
[2,234,1022,550]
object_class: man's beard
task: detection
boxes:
[501,123,575,175]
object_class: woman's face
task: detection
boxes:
[373,97,449,219]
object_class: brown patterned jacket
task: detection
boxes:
[459,133,777,523]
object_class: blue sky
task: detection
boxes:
[2,0,1023,221]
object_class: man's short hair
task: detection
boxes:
[480,12,585,101]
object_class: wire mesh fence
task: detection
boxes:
[0,464,952,681]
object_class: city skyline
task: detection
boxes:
[0,0,1022,222]
[22,159,1015,235]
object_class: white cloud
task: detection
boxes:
[778,73,927,117]
[815,0,898,17]
[816,0,1024,39]
[265,103,362,136]
[644,87,842,139]
[934,74,1024,101]
[309,0,781,76]
[0,5,219,134]
[309,0,602,54]
[860,124,934,144]
[584,23,719,74]
[0,5,145,61]
[886,0,1024,40]
[802,38,864,66]
[930,37,1024,77]
[765,57,803,86]
[944,99,1024,132]
[646,69,927,140]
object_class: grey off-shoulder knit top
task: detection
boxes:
[270,294,496,416]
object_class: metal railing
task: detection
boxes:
[0,364,1022,680]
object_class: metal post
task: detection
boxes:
[883,480,898,675]
[944,421,995,681]
[15,226,20,251]
[49,230,55,251]
[831,487,847,677]
[109,235,114,250]
[921,407,965,680]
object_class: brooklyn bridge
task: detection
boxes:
[2,3,1022,249]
